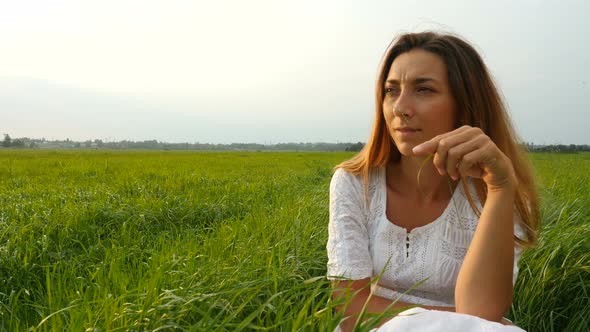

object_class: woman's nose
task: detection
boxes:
[393,92,414,119]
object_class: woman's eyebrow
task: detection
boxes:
[385,77,438,85]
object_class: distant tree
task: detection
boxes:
[11,139,25,148]
[345,142,365,152]
[2,134,11,147]
[94,139,103,148]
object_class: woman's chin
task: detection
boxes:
[395,143,417,157]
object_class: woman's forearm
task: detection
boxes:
[335,282,454,332]
[455,187,515,321]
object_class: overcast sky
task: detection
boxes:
[1,0,588,144]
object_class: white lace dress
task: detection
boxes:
[327,167,526,331]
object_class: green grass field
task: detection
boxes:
[0,150,588,331]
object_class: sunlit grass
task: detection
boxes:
[509,153,590,331]
[0,150,588,331]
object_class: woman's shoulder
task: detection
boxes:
[330,167,384,191]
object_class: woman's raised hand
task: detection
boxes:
[412,125,516,192]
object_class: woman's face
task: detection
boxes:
[383,49,457,157]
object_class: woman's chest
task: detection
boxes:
[368,216,477,304]
[385,190,450,231]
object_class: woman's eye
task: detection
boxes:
[385,87,400,94]
[417,86,433,93]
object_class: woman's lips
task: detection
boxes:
[395,128,421,138]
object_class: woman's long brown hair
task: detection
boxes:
[337,31,540,247]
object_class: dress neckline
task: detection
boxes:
[380,167,463,235]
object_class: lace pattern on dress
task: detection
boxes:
[440,238,468,260]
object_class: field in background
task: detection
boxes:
[0,150,588,331]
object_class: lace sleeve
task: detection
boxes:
[326,169,373,280]
[512,211,527,285]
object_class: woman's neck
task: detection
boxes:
[387,155,458,203]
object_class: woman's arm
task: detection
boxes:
[333,278,455,332]
[454,185,515,321]
[413,125,518,322]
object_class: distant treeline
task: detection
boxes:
[2,134,589,153]
[1,134,366,152]
[525,144,590,153]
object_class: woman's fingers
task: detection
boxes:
[445,135,489,180]
[412,126,470,156]
[413,125,514,189]
[457,141,516,189]
[456,147,487,179]
[424,126,482,177]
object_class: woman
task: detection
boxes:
[327,32,540,331]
